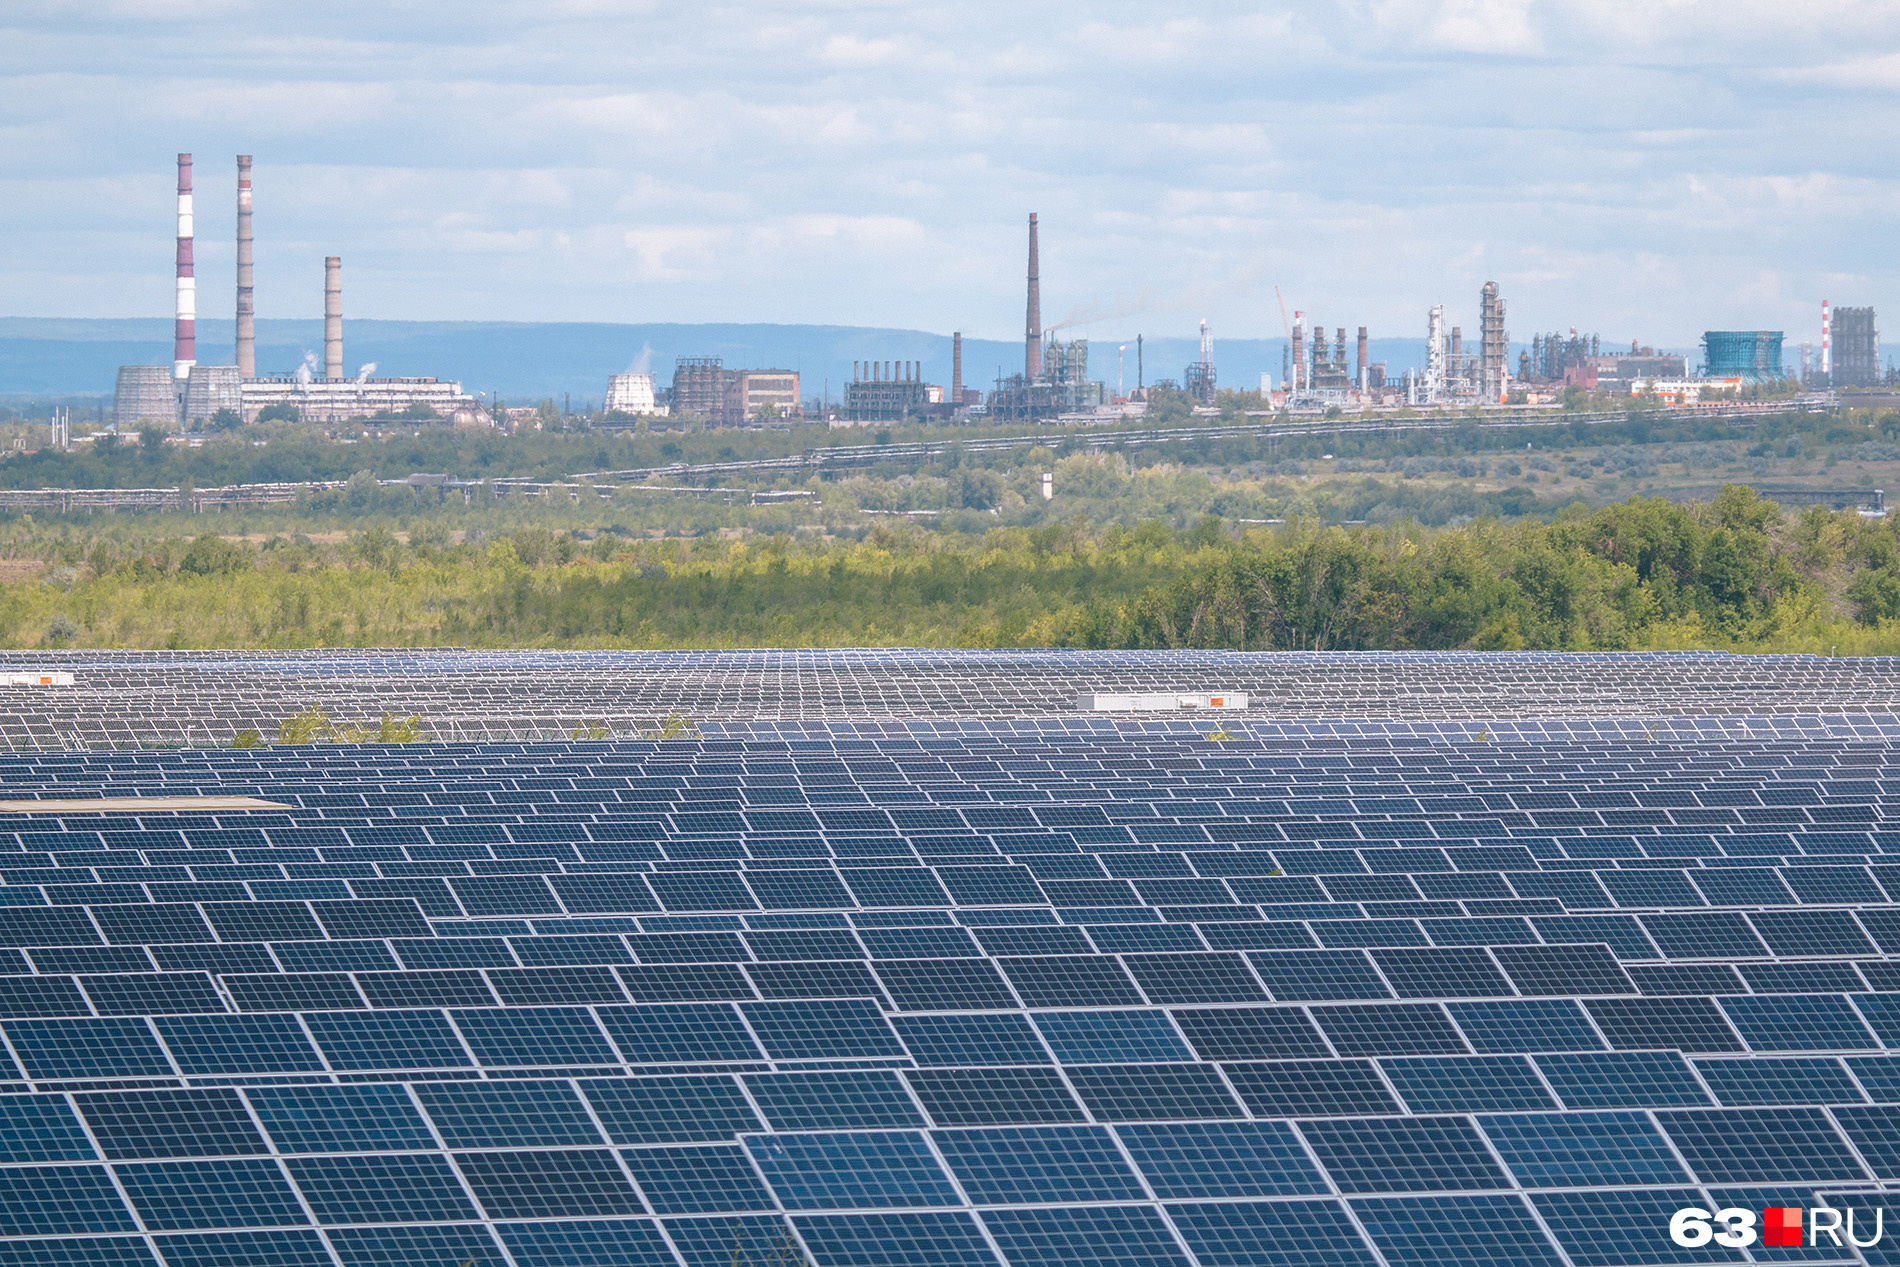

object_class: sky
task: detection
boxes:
[2,0,1897,352]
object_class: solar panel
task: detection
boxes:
[746,1131,959,1209]
[933,1125,1146,1203]
[745,1069,925,1130]
[900,1071,1086,1132]
[1166,1199,1379,1267]
[0,648,1892,1263]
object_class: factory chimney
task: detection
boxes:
[324,256,342,381]
[173,153,195,380]
[1816,300,1831,383]
[1025,213,1041,380]
[236,156,255,378]
[952,332,963,405]
[1356,326,1368,387]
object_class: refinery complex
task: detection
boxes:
[106,154,1882,435]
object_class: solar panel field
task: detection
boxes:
[0,650,1887,1267]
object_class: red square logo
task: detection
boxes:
[1764,1207,1802,1248]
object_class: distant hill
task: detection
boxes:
[0,317,1439,404]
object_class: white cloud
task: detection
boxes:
[0,0,1898,345]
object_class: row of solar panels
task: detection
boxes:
[4,1023,1900,1161]
[1,828,1896,860]
[4,984,1900,1072]
[15,865,1900,924]
[137,748,1881,771]
[0,1100,1897,1220]
[2,937,1899,997]
[0,750,1885,780]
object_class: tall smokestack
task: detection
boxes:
[173,153,195,380]
[1357,326,1368,382]
[1025,213,1041,380]
[236,156,254,378]
[952,332,963,404]
[1816,298,1831,381]
[324,256,342,381]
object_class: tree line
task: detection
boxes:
[4,488,1897,653]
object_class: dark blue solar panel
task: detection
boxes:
[980,1205,1191,1267]
[584,1075,763,1143]
[745,1069,925,1130]
[932,1126,1146,1203]
[1655,1107,1867,1182]
[1348,1194,1565,1267]
[413,1080,604,1147]
[302,1009,473,1069]
[1528,1189,1719,1267]
[6,1017,173,1078]
[1533,1052,1712,1109]
[154,1014,324,1074]
[1379,1056,1558,1112]
[742,999,904,1058]
[792,1211,1000,1267]
[1298,1116,1510,1193]
[892,1013,1049,1065]
[598,1002,764,1063]
[1167,1200,1380,1267]
[621,1143,776,1212]
[244,1084,435,1153]
[1115,1122,1329,1197]
[746,1131,959,1208]
[451,1005,621,1065]
[0,655,1890,1258]
[1476,1111,1689,1186]
[497,1218,679,1267]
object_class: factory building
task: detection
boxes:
[1702,331,1785,384]
[241,376,481,425]
[1405,282,1511,405]
[734,370,800,422]
[112,366,179,429]
[1182,320,1217,403]
[1583,349,1688,391]
[668,358,728,423]
[1281,313,1400,406]
[236,250,476,423]
[844,361,941,422]
[985,215,1108,422]
[666,358,800,426]
[113,153,480,431]
[603,374,660,416]
[1833,307,1879,387]
[1518,335,1688,393]
[988,334,1103,422]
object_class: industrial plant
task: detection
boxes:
[105,152,1881,436]
[111,155,481,432]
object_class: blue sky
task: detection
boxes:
[2,0,1894,352]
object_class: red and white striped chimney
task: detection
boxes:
[173,153,195,379]
[1822,299,1832,380]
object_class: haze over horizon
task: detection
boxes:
[2,0,1892,353]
